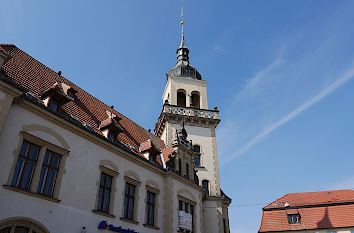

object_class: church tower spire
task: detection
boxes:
[155,6,231,233]
[177,6,189,65]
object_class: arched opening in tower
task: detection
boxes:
[177,89,186,107]
[191,91,200,108]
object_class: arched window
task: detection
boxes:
[177,89,186,107]
[191,91,200,108]
[202,180,209,196]
[0,217,50,233]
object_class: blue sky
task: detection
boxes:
[2,0,354,232]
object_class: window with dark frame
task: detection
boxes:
[179,200,183,211]
[287,214,301,224]
[96,172,113,213]
[193,145,201,167]
[48,98,59,111]
[178,200,194,233]
[11,140,40,190]
[37,150,61,197]
[202,180,209,196]
[124,182,136,220]
[67,90,75,100]
[149,153,157,162]
[145,191,156,226]
[108,131,116,142]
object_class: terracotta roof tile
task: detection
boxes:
[264,189,354,209]
[0,44,166,166]
[259,190,354,232]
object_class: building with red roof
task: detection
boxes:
[259,189,354,233]
[0,15,231,233]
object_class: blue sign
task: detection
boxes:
[98,221,139,233]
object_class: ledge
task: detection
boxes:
[143,224,160,230]
[92,210,115,218]
[120,217,139,225]
[3,185,60,203]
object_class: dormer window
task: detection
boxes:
[99,111,124,142]
[40,82,73,112]
[48,98,59,111]
[108,131,116,142]
[149,153,157,162]
[287,214,301,224]
[67,90,75,100]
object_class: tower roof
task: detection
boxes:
[166,7,202,80]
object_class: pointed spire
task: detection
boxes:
[179,6,187,49]
[176,5,189,64]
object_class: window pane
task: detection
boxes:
[51,153,60,169]
[100,173,105,186]
[28,144,40,160]
[202,180,209,195]
[149,205,154,224]
[194,155,200,166]
[11,158,24,186]
[48,99,59,111]
[193,145,200,153]
[0,227,11,233]
[151,192,155,204]
[14,226,29,233]
[44,170,57,196]
[43,151,50,165]
[103,189,111,212]
[124,196,128,217]
[20,162,35,190]
[20,141,29,156]
[97,187,103,210]
[125,184,129,195]
[146,202,149,223]
[37,167,48,193]
[179,200,183,211]
[105,175,112,189]
[129,184,135,196]
[128,198,134,219]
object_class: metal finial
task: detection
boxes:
[179,5,187,49]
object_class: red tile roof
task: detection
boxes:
[259,189,354,232]
[264,189,354,209]
[0,44,167,166]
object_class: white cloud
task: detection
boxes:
[221,65,354,165]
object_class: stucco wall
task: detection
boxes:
[171,123,220,197]
[0,104,202,233]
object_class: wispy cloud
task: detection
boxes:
[221,65,354,165]
[235,55,284,103]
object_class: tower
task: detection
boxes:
[155,8,231,233]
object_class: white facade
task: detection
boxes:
[0,86,204,233]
